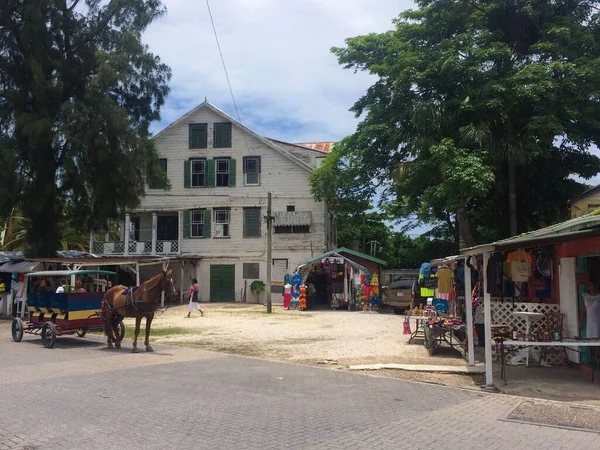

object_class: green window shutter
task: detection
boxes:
[206,159,216,187]
[203,209,211,238]
[228,159,236,187]
[213,123,232,148]
[183,160,190,188]
[183,211,190,239]
[189,124,207,149]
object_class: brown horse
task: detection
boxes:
[101,269,177,352]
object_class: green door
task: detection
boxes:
[210,265,235,302]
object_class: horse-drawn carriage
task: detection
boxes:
[10,270,125,348]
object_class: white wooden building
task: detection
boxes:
[90,101,336,302]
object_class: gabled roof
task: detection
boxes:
[570,184,600,203]
[152,100,314,172]
[334,247,387,266]
[297,251,372,275]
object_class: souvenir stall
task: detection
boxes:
[407,256,470,358]
[462,214,600,388]
[292,251,373,310]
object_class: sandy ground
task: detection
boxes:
[118,303,481,389]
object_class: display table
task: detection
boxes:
[406,316,425,344]
[424,323,466,357]
[511,311,545,366]
[499,339,600,385]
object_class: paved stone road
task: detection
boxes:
[1,325,600,450]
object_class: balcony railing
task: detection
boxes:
[93,240,179,256]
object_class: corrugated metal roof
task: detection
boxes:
[294,142,333,152]
[274,211,312,227]
[0,260,40,273]
[335,247,387,266]
[462,213,600,254]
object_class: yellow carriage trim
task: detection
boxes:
[68,309,101,321]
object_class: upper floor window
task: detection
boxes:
[275,225,310,234]
[244,207,261,238]
[189,124,208,149]
[286,205,295,212]
[191,210,205,237]
[213,122,232,148]
[191,159,205,187]
[213,208,230,238]
[243,156,261,186]
[149,158,168,189]
[215,158,230,187]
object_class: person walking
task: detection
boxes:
[185,278,203,318]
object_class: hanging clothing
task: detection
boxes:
[486,253,504,296]
[436,267,454,294]
[419,274,435,298]
[283,284,292,309]
[419,262,432,278]
[455,264,465,286]
[584,293,600,338]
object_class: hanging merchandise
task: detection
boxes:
[419,262,432,278]
[436,266,454,294]
[370,273,380,305]
[290,273,302,307]
[403,316,412,334]
[486,253,504,296]
[284,274,291,285]
[298,284,307,310]
[508,250,532,282]
[323,258,332,271]
[283,283,292,309]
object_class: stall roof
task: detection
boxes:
[0,260,40,273]
[297,251,372,275]
[333,247,387,266]
[430,255,464,265]
[26,270,116,277]
[461,213,600,255]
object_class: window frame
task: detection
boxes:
[244,157,260,186]
[215,158,230,187]
[190,158,206,188]
[243,207,261,238]
[149,158,168,189]
[274,225,310,234]
[190,210,205,238]
[213,208,230,238]
[243,262,260,279]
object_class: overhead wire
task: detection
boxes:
[205,0,269,196]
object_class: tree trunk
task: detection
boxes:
[507,159,518,236]
[456,207,476,250]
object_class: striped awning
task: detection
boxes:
[274,211,312,227]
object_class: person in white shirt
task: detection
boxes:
[55,279,67,294]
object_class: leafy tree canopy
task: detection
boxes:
[312,0,600,250]
[0,0,171,256]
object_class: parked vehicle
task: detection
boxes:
[383,277,419,315]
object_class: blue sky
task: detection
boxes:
[144,0,415,142]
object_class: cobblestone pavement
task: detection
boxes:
[1,325,600,450]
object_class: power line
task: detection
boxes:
[205,0,268,196]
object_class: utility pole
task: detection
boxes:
[266,192,273,313]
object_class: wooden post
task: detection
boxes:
[124,213,131,256]
[135,262,140,286]
[151,212,157,256]
[266,193,273,314]
[178,210,183,255]
[483,251,493,387]
[464,258,475,366]
[180,262,185,304]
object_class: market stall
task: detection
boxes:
[292,250,379,310]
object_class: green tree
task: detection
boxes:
[0,0,171,257]
[315,0,600,248]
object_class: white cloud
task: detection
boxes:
[143,0,414,142]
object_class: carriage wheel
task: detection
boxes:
[76,328,88,338]
[116,321,125,342]
[11,318,24,342]
[41,322,57,349]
